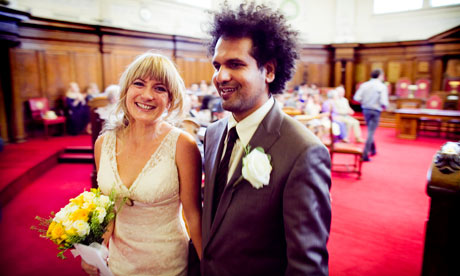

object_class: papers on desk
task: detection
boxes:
[71,242,113,276]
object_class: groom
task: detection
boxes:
[201,2,331,275]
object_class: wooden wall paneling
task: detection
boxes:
[175,37,213,88]
[73,51,103,93]
[200,58,214,85]
[320,63,332,88]
[445,59,460,77]
[181,57,196,88]
[387,61,402,83]
[290,61,305,86]
[43,50,72,104]
[10,49,42,99]
[309,63,323,86]
[175,57,186,87]
[355,63,366,84]
[415,59,431,80]
[299,45,333,88]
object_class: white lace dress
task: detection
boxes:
[97,128,189,276]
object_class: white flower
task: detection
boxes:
[242,147,272,189]
[62,219,74,231]
[82,191,96,203]
[96,195,111,208]
[73,220,90,237]
[94,207,107,224]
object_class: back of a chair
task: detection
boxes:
[415,79,430,99]
[443,77,460,93]
[425,94,443,110]
[396,78,411,98]
[28,98,49,120]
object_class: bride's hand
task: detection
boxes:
[81,259,99,276]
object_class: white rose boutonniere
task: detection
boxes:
[240,146,272,189]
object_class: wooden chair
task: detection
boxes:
[418,94,443,137]
[326,114,363,179]
[28,97,66,139]
[396,78,411,98]
[415,78,430,99]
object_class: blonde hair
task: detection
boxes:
[103,52,185,132]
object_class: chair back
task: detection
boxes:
[28,98,50,120]
[396,78,411,98]
[425,94,443,109]
[443,77,460,93]
[415,79,430,99]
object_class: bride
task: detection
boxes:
[82,52,202,275]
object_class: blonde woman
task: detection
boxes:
[82,52,202,275]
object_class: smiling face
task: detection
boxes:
[212,37,275,122]
[125,77,170,125]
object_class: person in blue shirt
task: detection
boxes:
[353,69,389,161]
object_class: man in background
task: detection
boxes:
[353,69,389,161]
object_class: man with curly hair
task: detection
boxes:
[201,2,331,275]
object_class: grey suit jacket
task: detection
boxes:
[201,103,331,276]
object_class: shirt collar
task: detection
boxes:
[227,97,274,146]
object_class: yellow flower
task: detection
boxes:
[82,202,96,211]
[51,223,65,240]
[69,208,89,222]
[46,221,56,238]
[70,195,84,206]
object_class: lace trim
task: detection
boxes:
[103,128,181,198]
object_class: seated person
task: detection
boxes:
[333,86,364,143]
[65,82,90,135]
[95,84,120,121]
[303,92,330,139]
[85,82,101,100]
[322,90,348,142]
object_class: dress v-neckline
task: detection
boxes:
[112,129,174,192]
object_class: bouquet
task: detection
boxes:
[33,188,115,275]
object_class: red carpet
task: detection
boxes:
[0,128,453,275]
[0,134,91,191]
[329,127,450,275]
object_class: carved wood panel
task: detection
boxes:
[43,51,72,99]
[73,52,103,92]
[10,49,42,99]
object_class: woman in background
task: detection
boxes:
[82,52,202,275]
[65,82,91,135]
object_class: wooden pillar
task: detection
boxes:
[332,43,358,99]
[432,58,443,91]
[10,57,26,142]
[0,56,9,142]
[345,60,354,99]
[334,61,342,87]
[0,7,29,143]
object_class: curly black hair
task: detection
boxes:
[207,1,299,94]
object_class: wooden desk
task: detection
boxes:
[395,108,460,139]
[395,98,424,109]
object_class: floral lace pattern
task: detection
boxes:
[97,128,188,276]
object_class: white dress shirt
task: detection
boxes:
[221,97,274,184]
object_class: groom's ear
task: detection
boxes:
[264,60,276,84]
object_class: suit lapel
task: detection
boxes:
[202,118,228,247]
[206,103,284,246]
